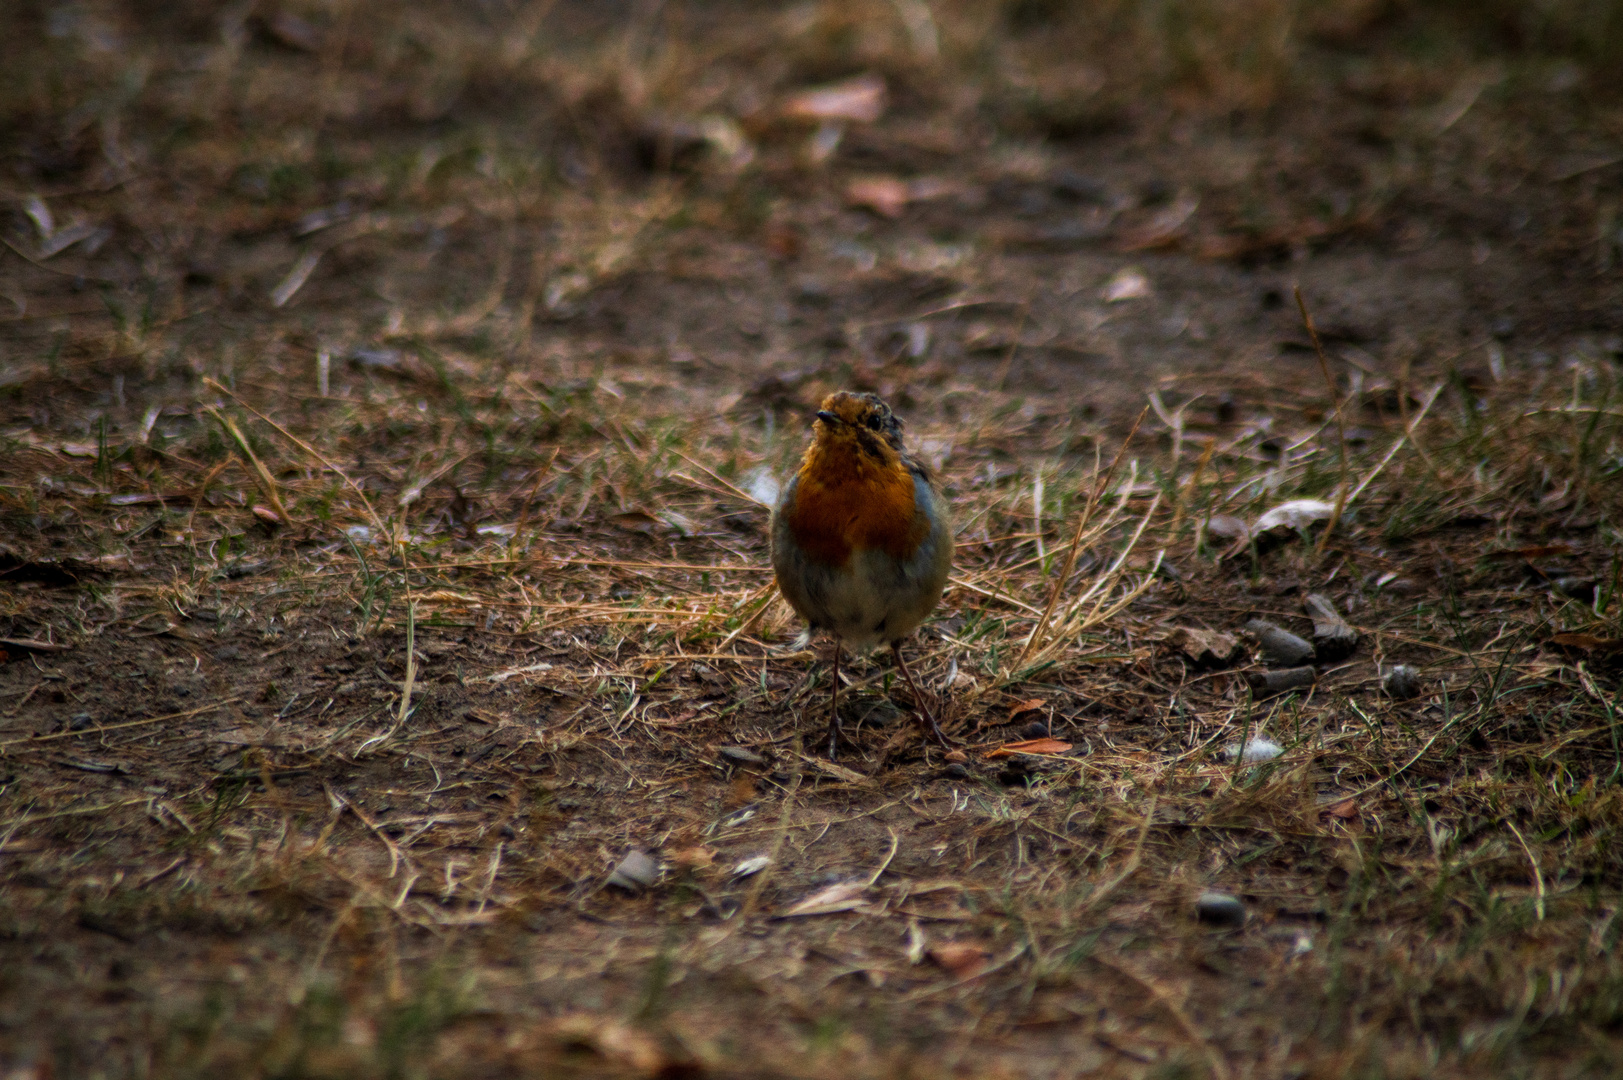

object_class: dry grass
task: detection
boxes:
[2,1,1623,1077]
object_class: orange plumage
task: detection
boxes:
[770,391,953,758]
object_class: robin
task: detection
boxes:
[771,391,954,757]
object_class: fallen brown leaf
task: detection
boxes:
[780,880,871,918]
[1551,633,1623,654]
[1488,544,1575,560]
[1322,798,1359,821]
[1008,697,1047,721]
[1167,627,1239,666]
[782,73,886,123]
[846,176,911,218]
[985,737,1072,759]
[928,942,992,977]
[666,846,715,870]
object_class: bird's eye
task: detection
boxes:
[864,414,882,430]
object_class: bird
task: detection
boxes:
[770,390,954,758]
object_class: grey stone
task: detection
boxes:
[1196,891,1246,927]
[1245,620,1315,666]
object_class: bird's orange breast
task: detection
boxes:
[785,443,927,567]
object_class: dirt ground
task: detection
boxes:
[2,2,1623,1077]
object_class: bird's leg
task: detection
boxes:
[825,641,843,759]
[891,642,951,748]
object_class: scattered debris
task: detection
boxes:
[1204,514,1250,543]
[731,855,772,879]
[779,880,872,918]
[1247,666,1316,694]
[1007,697,1047,723]
[1383,665,1423,700]
[984,737,1072,759]
[781,73,887,123]
[1101,267,1151,303]
[1302,593,1358,661]
[928,942,992,977]
[1550,633,1623,655]
[605,850,660,894]
[845,176,912,218]
[667,846,715,870]
[1221,737,1283,763]
[1019,719,1052,740]
[1168,626,1241,667]
[1253,499,1334,538]
[718,745,766,766]
[1195,891,1247,927]
[1245,620,1315,666]
[549,1015,672,1076]
[1320,798,1360,823]
[0,637,72,653]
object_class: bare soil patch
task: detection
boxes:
[2,3,1622,1077]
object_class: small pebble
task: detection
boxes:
[68,713,96,731]
[718,746,765,766]
[942,749,969,764]
[606,850,659,893]
[1222,737,1283,763]
[1020,719,1051,740]
[1245,620,1315,666]
[1554,577,1596,602]
[997,763,1031,786]
[1383,665,1423,700]
[731,855,772,879]
[940,762,971,780]
[1195,891,1246,927]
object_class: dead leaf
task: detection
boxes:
[782,74,887,123]
[1101,267,1151,302]
[1007,697,1047,721]
[0,637,72,653]
[1487,544,1575,560]
[1203,514,1250,542]
[780,880,871,917]
[928,942,992,977]
[1321,798,1359,821]
[610,510,660,534]
[846,176,911,218]
[549,1016,666,1075]
[800,755,871,784]
[667,846,714,870]
[263,11,323,52]
[943,749,969,764]
[1551,633,1623,654]
[1116,193,1199,250]
[1167,627,1239,666]
[985,737,1072,759]
[1254,499,1334,534]
[250,505,284,527]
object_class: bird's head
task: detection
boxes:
[811,391,905,460]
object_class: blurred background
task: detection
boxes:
[2,0,1619,406]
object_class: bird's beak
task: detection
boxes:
[815,410,839,426]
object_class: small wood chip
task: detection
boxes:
[1245,620,1315,666]
[1168,626,1240,667]
[984,737,1072,759]
[1246,666,1316,694]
